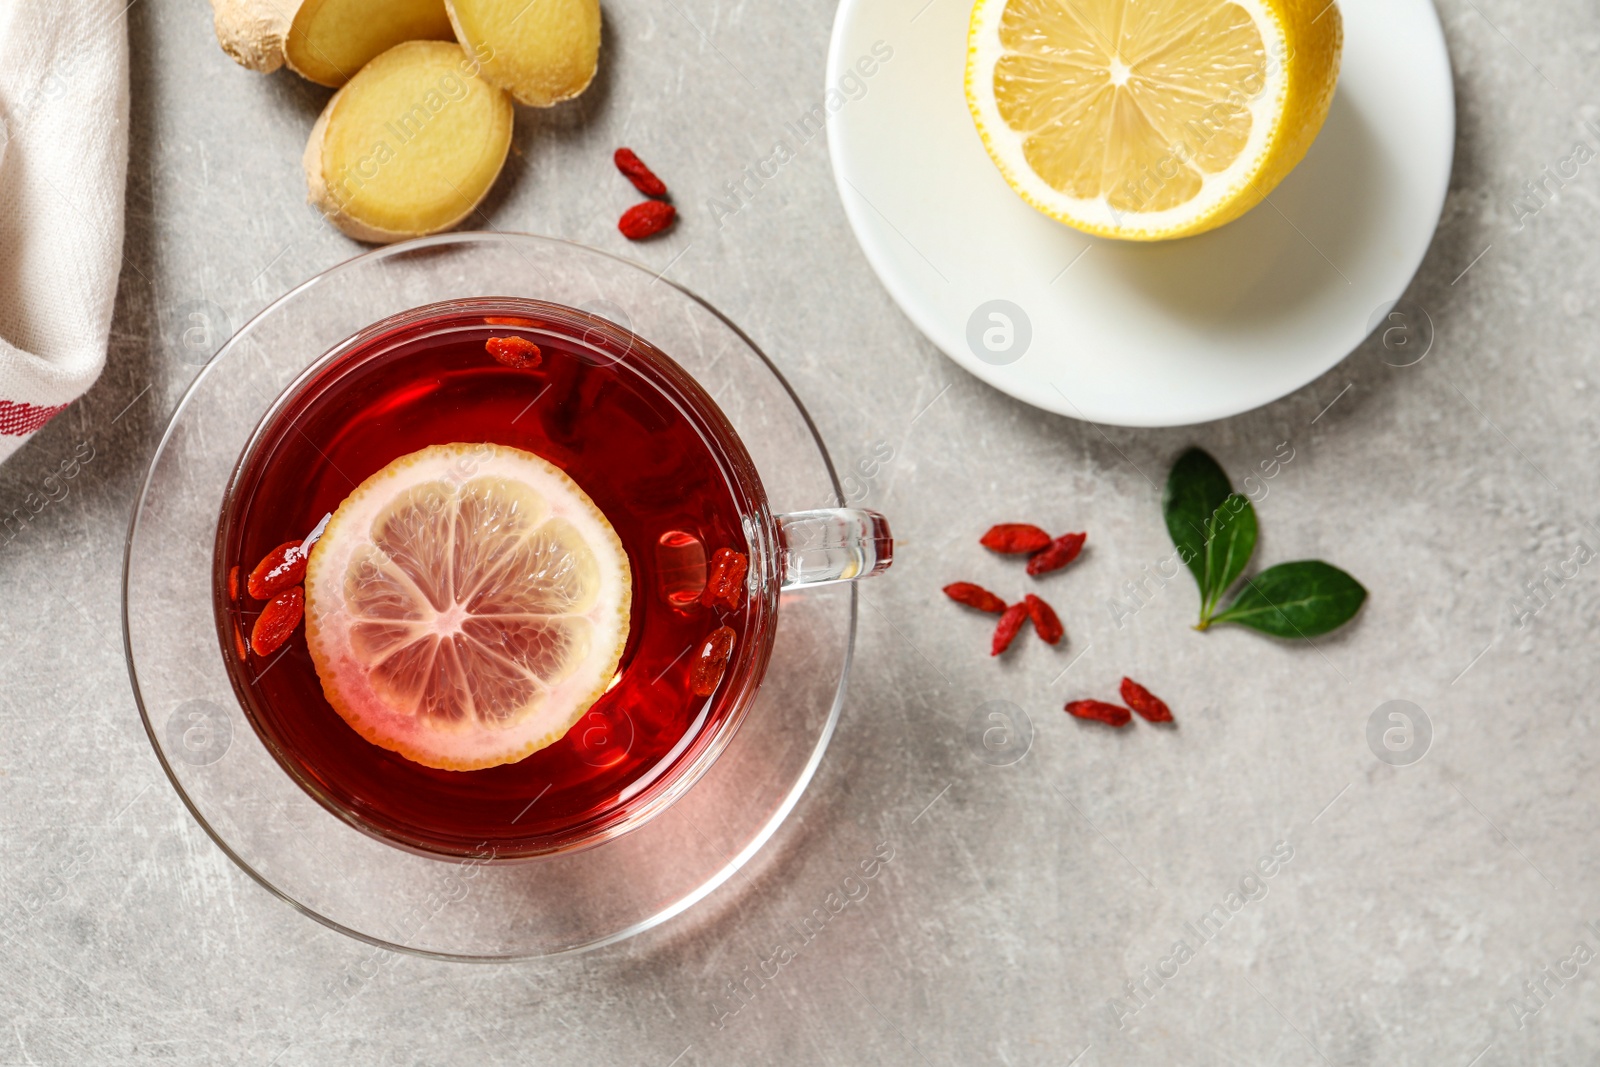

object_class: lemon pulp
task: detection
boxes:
[966,0,1342,240]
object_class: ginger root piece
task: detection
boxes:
[304,41,513,243]
[444,0,601,107]
[211,0,296,72]
[210,0,455,87]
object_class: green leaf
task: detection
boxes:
[1210,561,1368,638]
[1163,448,1233,593]
[1203,493,1257,615]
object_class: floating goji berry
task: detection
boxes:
[228,565,240,601]
[1023,594,1064,645]
[614,147,668,198]
[1120,677,1173,722]
[702,548,749,609]
[1027,532,1086,576]
[251,586,304,657]
[619,200,676,240]
[980,523,1052,554]
[690,625,737,696]
[1066,700,1131,727]
[247,541,308,600]
[232,621,249,661]
[991,603,1029,656]
[486,335,543,369]
[943,582,1006,614]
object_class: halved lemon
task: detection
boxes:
[304,443,631,771]
[966,0,1342,241]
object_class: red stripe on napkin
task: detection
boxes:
[0,400,68,436]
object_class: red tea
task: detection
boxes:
[215,301,776,857]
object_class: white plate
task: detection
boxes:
[826,0,1454,427]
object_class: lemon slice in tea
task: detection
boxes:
[304,443,632,771]
[965,0,1342,240]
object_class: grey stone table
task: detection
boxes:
[3,0,1597,1063]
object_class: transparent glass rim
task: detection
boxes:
[121,231,856,961]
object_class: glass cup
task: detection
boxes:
[215,297,892,860]
[128,232,872,957]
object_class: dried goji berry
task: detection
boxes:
[247,541,308,600]
[690,625,737,696]
[1027,532,1086,576]
[232,621,249,661]
[943,582,1007,614]
[1120,677,1173,722]
[251,586,304,657]
[1066,700,1131,727]
[702,548,749,609]
[228,565,240,601]
[484,315,539,327]
[980,523,1052,554]
[614,147,668,198]
[619,200,676,240]
[991,602,1029,656]
[1023,594,1064,645]
[486,335,543,370]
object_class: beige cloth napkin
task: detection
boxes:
[0,0,129,462]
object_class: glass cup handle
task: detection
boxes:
[777,509,893,591]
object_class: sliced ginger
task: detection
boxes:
[211,0,456,87]
[445,0,601,107]
[304,40,513,243]
[286,0,457,86]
